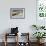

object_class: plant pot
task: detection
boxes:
[40,39,45,43]
[37,39,40,43]
[37,39,45,44]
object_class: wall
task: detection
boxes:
[0,0,36,42]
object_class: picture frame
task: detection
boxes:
[10,8,25,19]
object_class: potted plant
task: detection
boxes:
[33,32,46,43]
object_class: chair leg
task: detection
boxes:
[4,33,7,46]
[17,34,18,46]
[15,34,18,46]
[4,41,7,46]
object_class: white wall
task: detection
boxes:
[0,0,36,42]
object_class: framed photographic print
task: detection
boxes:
[10,8,25,19]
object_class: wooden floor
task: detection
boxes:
[0,42,46,46]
